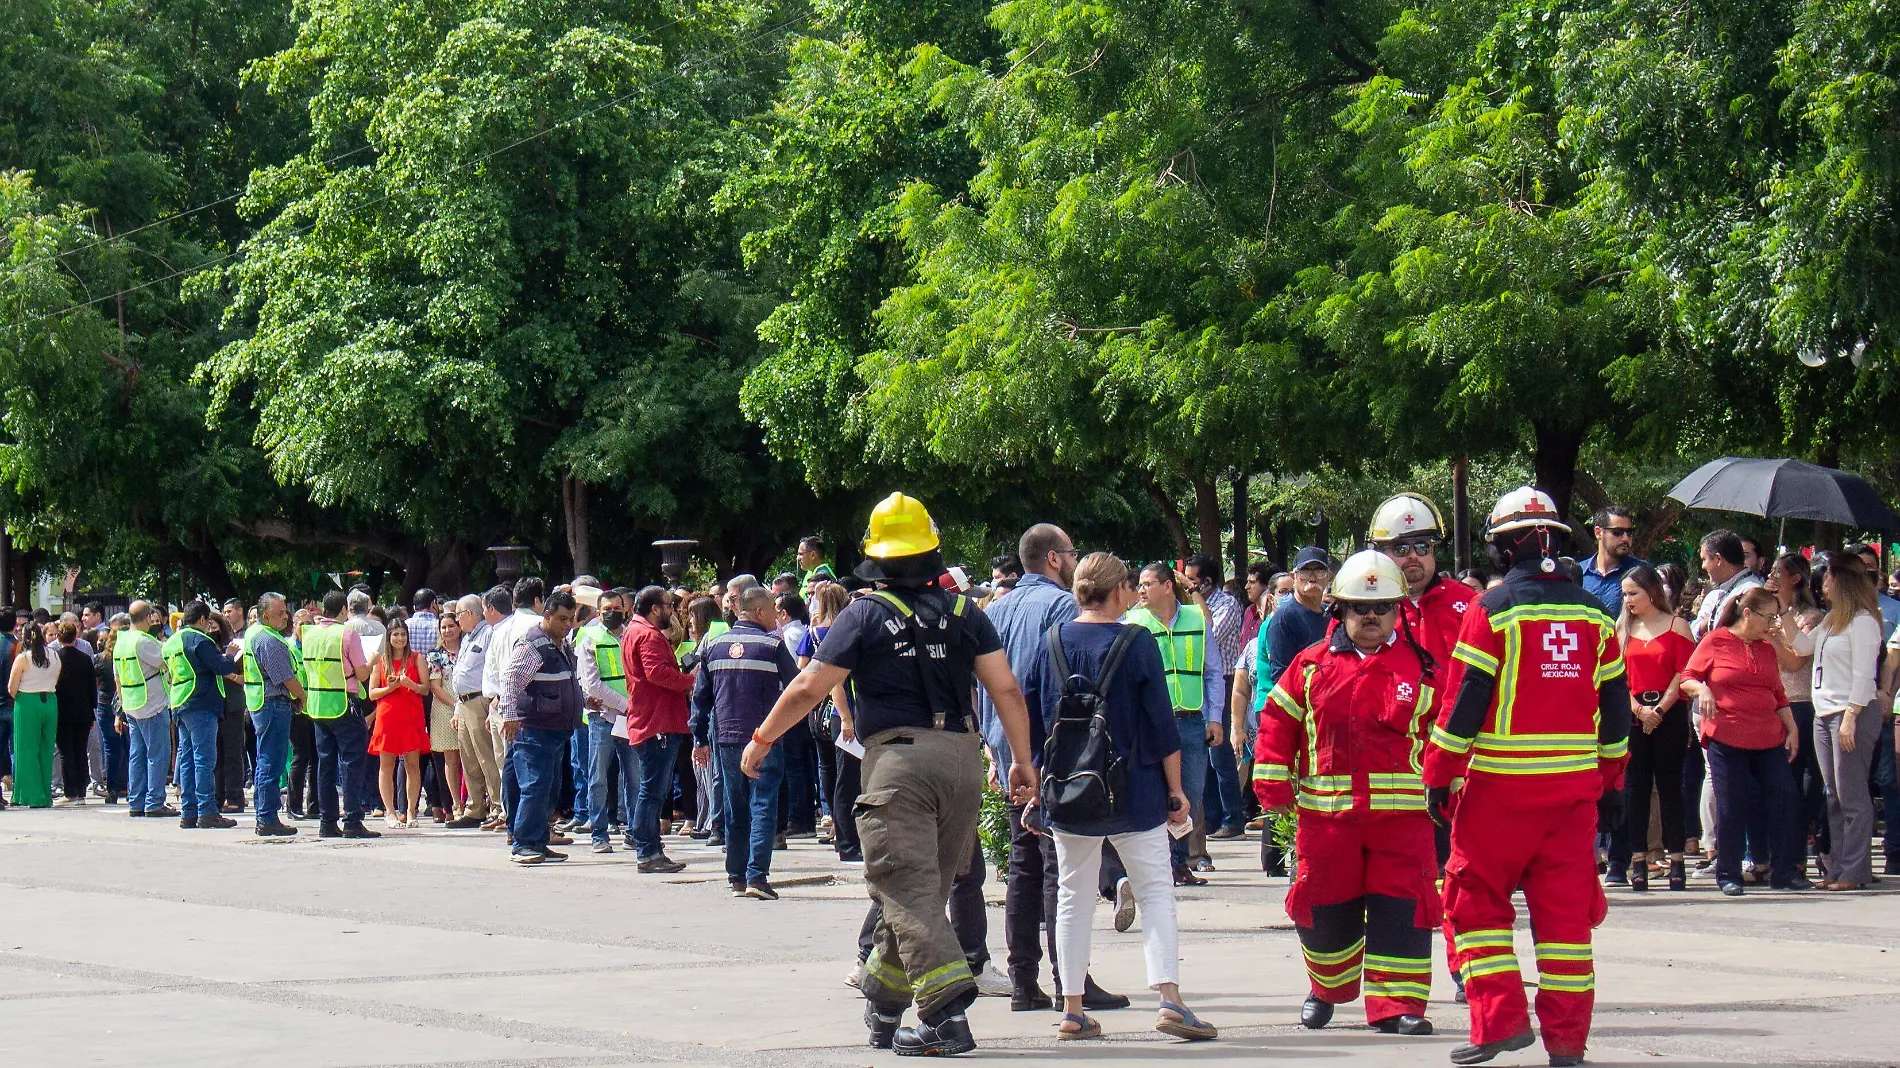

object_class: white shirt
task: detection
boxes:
[13,650,60,692]
[482,608,541,709]
[1811,611,1881,716]
[574,624,629,716]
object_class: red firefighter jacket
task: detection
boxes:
[1404,574,1472,670]
[1422,560,1632,805]
[1252,628,1437,817]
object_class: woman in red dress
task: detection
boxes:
[369,618,431,827]
[1617,565,1697,890]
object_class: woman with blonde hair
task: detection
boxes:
[1810,562,1883,889]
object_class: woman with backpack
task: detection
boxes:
[1023,552,1215,1042]
[1251,550,1440,1037]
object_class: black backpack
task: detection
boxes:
[1037,624,1139,826]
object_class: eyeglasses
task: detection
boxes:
[1295,567,1331,578]
[1343,601,1398,617]
[1604,526,1636,538]
[1051,548,1081,558]
[1385,539,1436,558]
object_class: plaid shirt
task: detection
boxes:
[406,610,440,656]
[1204,589,1243,678]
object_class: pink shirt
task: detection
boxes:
[323,617,368,681]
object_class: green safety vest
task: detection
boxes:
[300,621,349,720]
[705,620,730,642]
[240,623,299,713]
[577,622,627,696]
[113,628,162,712]
[160,627,226,709]
[1125,603,1206,712]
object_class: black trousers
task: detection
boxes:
[215,701,248,806]
[422,752,451,813]
[1004,803,1060,990]
[777,719,818,832]
[289,713,319,815]
[833,747,863,858]
[55,711,92,800]
[1625,706,1690,854]
[859,831,989,970]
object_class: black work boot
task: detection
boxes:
[1450,1029,1536,1065]
[1301,995,1334,1029]
[894,1014,975,1056]
[864,1004,901,1050]
[1370,1014,1433,1035]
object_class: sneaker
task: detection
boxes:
[730,880,747,898]
[510,850,544,865]
[538,848,568,863]
[973,963,1011,997]
[53,796,81,807]
[1190,857,1215,872]
[706,832,725,847]
[1113,877,1138,932]
[1208,825,1244,840]
[894,1014,975,1056]
[637,854,686,874]
[845,962,866,988]
[548,832,574,846]
[774,833,788,850]
[592,841,614,854]
[745,880,779,901]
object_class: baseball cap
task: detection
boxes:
[1293,546,1333,572]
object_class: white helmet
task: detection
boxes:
[1368,493,1445,541]
[1330,550,1407,602]
[1486,486,1571,537]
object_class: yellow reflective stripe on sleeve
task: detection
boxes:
[1301,939,1366,966]
[1467,753,1599,775]
[1431,724,1474,754]
[1594,656,1626,684]
[1534,942,1593,962]
[1252,764,1292,783]
[1537,972,1596,993]
[1597,736,1628,760]
[1364,980,1431,999]
[1452,642,1500,674]
[1454,929,1515,953]
[1462,956,1521,981]
[1267,685,1304,720]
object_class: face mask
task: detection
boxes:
[601,610,627,630]
[1275,592,1294,609]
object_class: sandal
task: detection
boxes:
[1057,1013,1101,1040]
[1156,1001,1218,1041]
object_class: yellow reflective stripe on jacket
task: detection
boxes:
[1297,790,1358,813]
[1431,724,1474,754]
[1452,642,1500,674]
[1302,774,1353,792]
[1488,604,1616,630]
[1594,656,1626,684]
[1597,736,1628,760]
[1267,684,1304,720]
[1474,732,1597,751]
[1252,763,1292,783]
[1467,753,1599,775]
[1366,772,1423,788]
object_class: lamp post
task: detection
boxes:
[652,539,697,584]
[487,545,530,588]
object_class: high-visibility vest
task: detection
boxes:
[1125,603,1207,712]
[113,628,162,712]
[300,621,349,720]
[241,623,299,713]
[161,628,225,709]
[576,622,626,696]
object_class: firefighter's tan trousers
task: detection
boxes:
[855,726,983,1021]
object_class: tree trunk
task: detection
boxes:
[174,530,239,604]
[1229,472,1250,587]
[0,528,10,606]
[1452,457,1470,575]
[562,475,591,580]
[1531,419,1588,554]
[399,543,432,605]
[1191,476,1223,561]
[425,540,479,595]
[1144,476,1192,560]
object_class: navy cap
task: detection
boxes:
[1292,546,1333,572]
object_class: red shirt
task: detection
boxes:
[1681,629,1788,750]
[621,616,694,743]
[1623,629,1695,698]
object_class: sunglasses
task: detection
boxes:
[1604,526,1637,538]
[1343,601,1399,617]
[1386,539,1436,558]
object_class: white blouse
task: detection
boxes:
[1810,611,1881,716]
[12,650,61,693]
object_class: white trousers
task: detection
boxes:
[1053,825,1179,995]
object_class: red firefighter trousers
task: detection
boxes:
[1287,812,1440,1023]
[1442,778,1606,1058]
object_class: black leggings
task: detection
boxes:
[1626,704,1690,854]
[288,713,319,815]
[55,712,92,800]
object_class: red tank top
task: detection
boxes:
[1622,629,1694,696]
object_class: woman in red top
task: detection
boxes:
[1678,588,1806,896]
[368,619,431,827]
[1617,566,1696,891]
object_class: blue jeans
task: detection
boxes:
[1876,716,1899,865]
[314,712,369,825]
[776,719,816,832]
[717,741,784,883]
[95,708,127,795]
[589,715,636,845]
[174,708,219,820]
[631,734,684,859]
[1171,712,1208,869]
[251,698,292,826]
[127,712,171,812]
[1706,739,1802,886]
[508,726,568,855]
[1204,686,1245,831]
[570,720,595,826]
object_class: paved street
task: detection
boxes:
[3,803,1897,1068]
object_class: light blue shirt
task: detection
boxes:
[976,574,1078,769]
[1876,592,1900,644]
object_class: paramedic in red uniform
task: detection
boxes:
[1368,493,1471,667]
[1253,551,1440,1037]
[1423,487,1632,1067]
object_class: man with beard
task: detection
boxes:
[622,585,695,873]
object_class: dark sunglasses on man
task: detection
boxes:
[1342,600,1399,617]
[1385,538,1437,558]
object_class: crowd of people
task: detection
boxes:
[2,492,1897,1062]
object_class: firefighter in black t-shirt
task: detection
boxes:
[743,493,1040,1056]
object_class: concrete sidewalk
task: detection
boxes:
[1,801,1896,1067]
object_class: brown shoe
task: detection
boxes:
[548,832,574,846]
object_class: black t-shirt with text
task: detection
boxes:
[815,589,1003,740]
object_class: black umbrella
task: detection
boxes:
[1666,457,1897,533]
